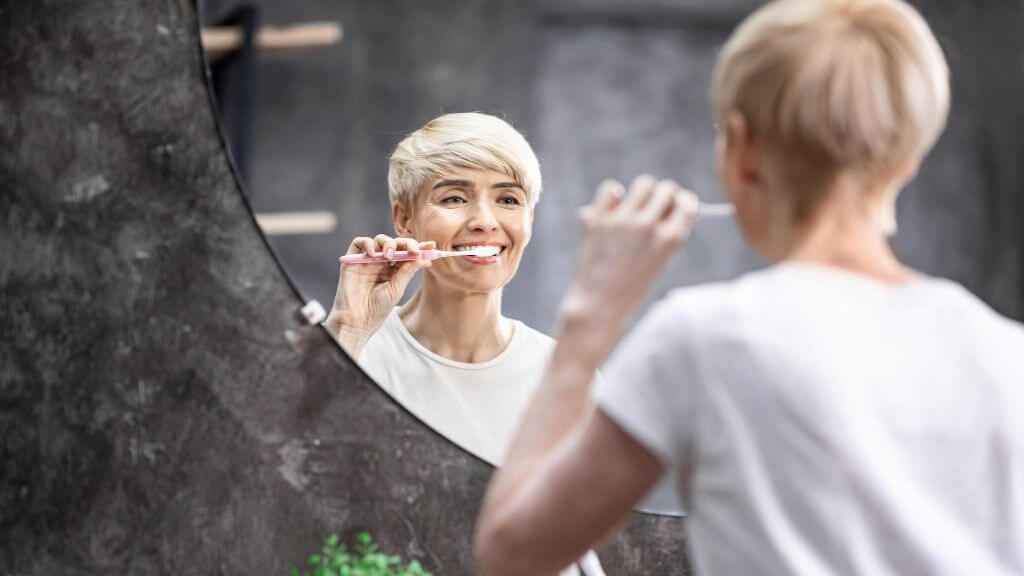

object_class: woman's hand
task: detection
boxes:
[324,234,435,358]
[563,175,698,330]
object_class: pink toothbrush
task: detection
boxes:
[339,245,501,264]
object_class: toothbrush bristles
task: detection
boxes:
[471,246,501,257]
[450,246,500,257]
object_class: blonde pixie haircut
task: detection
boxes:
[712,0,950,212]
[387,112,542,210]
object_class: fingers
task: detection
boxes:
[640,179,682,223]
[392,237,424,257]
[347,236,377,256]
[583,175,699,249]
[373,233,396,258]
[620,174,658,211]
[579,179,624,222]
[593,179,625,212]
[348,234,433,260]
[347,235,392,257]
[583,175,685,222]
[658,188,699,243]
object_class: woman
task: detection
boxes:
[324,112,548,465]
[475,1,1024,575]
[324,112,603,576]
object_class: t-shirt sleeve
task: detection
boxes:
[592,295,701,468]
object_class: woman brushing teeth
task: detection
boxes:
[326,112,554,466]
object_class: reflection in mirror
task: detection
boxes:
[326,112,547,467]
[196,0,764,521]
[197,0,1024,530]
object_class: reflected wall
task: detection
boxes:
[204,0,1023,329]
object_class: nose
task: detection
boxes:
[466,198,499,232]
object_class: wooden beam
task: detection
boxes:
[202,22,343,61]
[254,211,338,236]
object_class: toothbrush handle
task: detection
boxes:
[339,250,444,264]
[696,202,735,217]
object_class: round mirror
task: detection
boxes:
[198,0,1023,526]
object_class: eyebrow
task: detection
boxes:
[431,179,472,190]
[431,179,525,191]
[492,181,525,190]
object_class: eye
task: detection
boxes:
[498,194,522,206]
[441,195,467,205]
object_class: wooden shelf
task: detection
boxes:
[202,22,342,61]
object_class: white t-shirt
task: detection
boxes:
[359,309,556,466]
[359,310,603,576]
[595,262,1024,576]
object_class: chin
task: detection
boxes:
[462,276,512,294]
[445,271,513,295]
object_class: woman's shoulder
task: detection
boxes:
[510,319,557,353]
[649,267,799,338]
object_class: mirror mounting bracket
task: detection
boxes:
[299,300,327,325]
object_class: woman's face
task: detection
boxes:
[394,166,534,295]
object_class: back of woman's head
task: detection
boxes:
[712,0,949,197]
[387,112,542,210]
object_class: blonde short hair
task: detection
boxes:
[712,0,949,195]
[387,112,542,209]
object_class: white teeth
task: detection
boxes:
[455,245,498,252]
[453,245,502,257]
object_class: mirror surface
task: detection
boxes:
[199,0,1024,518]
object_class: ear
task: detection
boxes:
[530,204,535,222]
[724,111,760,189]
[393,202,414,237]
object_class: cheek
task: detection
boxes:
[506,212,532,245]
[414,209,455,239]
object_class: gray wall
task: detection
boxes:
[205,0,1023,334]
[201,0,540,313]
[0,1,687,573]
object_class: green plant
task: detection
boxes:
[290,532,432,576]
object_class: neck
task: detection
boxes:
[780,181,915,283]
[399,275,512,363]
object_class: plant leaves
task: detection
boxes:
[291,532,431,576]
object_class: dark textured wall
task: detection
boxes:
[209,0,1023,333]
[0,1,686,574]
